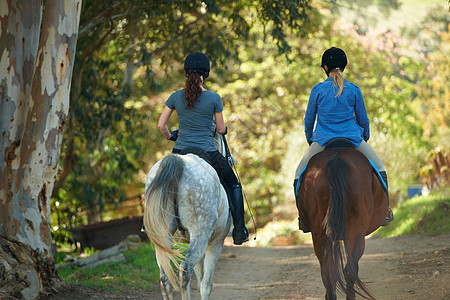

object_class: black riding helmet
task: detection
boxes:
[184,52,210,79]
[321,47,347,76]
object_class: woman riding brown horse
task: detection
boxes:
[294,47,393,228]
[296,145,388,300]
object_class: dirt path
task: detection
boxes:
[51,233,449,299]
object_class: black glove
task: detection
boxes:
[169,130,178,141]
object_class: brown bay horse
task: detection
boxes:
[296,146,388,300]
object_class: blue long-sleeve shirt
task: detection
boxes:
[304,77,370,147]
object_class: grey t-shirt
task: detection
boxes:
[165,89,223,151]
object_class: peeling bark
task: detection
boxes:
[0,236,69,299]
[0,0,82,299]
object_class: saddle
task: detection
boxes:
[296,138,390,232]
[324,138,355,150]
[324,138,387,191]
[296,138,386,197]
[180,147,212,164]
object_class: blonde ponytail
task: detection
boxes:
[332,68,345,97]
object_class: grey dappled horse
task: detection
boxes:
[143,153,231,300]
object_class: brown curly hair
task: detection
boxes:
[183,72,203,110]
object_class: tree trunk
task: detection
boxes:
[0,0,82,298]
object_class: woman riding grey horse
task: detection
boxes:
[157,52,249,245]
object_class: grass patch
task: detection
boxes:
[375,189,450,238]
[57,243,160,293]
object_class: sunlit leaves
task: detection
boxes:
[54,0,315,227]
[53,1,448,231]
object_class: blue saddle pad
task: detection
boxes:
[368,159,387,191]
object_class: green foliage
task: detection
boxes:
[54,251,70,265]
[51,1,449,237]
[83,247,98,257]
[58,244,160,292]
[52,0,315,229]
[404,5,450,149]
[420,148,450,190]
[375,189,450,238]
[209,4,447,217]
[205,16,324,220]
[326,0,401,34]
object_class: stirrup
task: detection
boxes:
[298,217,310,233]
[382,206,394,226]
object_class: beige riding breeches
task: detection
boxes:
[294,141,385,179]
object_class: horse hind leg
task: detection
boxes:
[344,244,361,300]
[314,234,337,300]
[321,265,337,300]
[180,260,193,300]
[317,250,337,300]
[344,264,357,300]
[194,258,205,292]
[326,291,337,300]
[345,233,371,300]
[180,236,210,300]
[160,269,174,300]
[343,241,358,300]
[156,250,174,300]
[197,239,225,300]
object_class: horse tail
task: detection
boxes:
[143,154,185,290]
[323,156,374,299]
